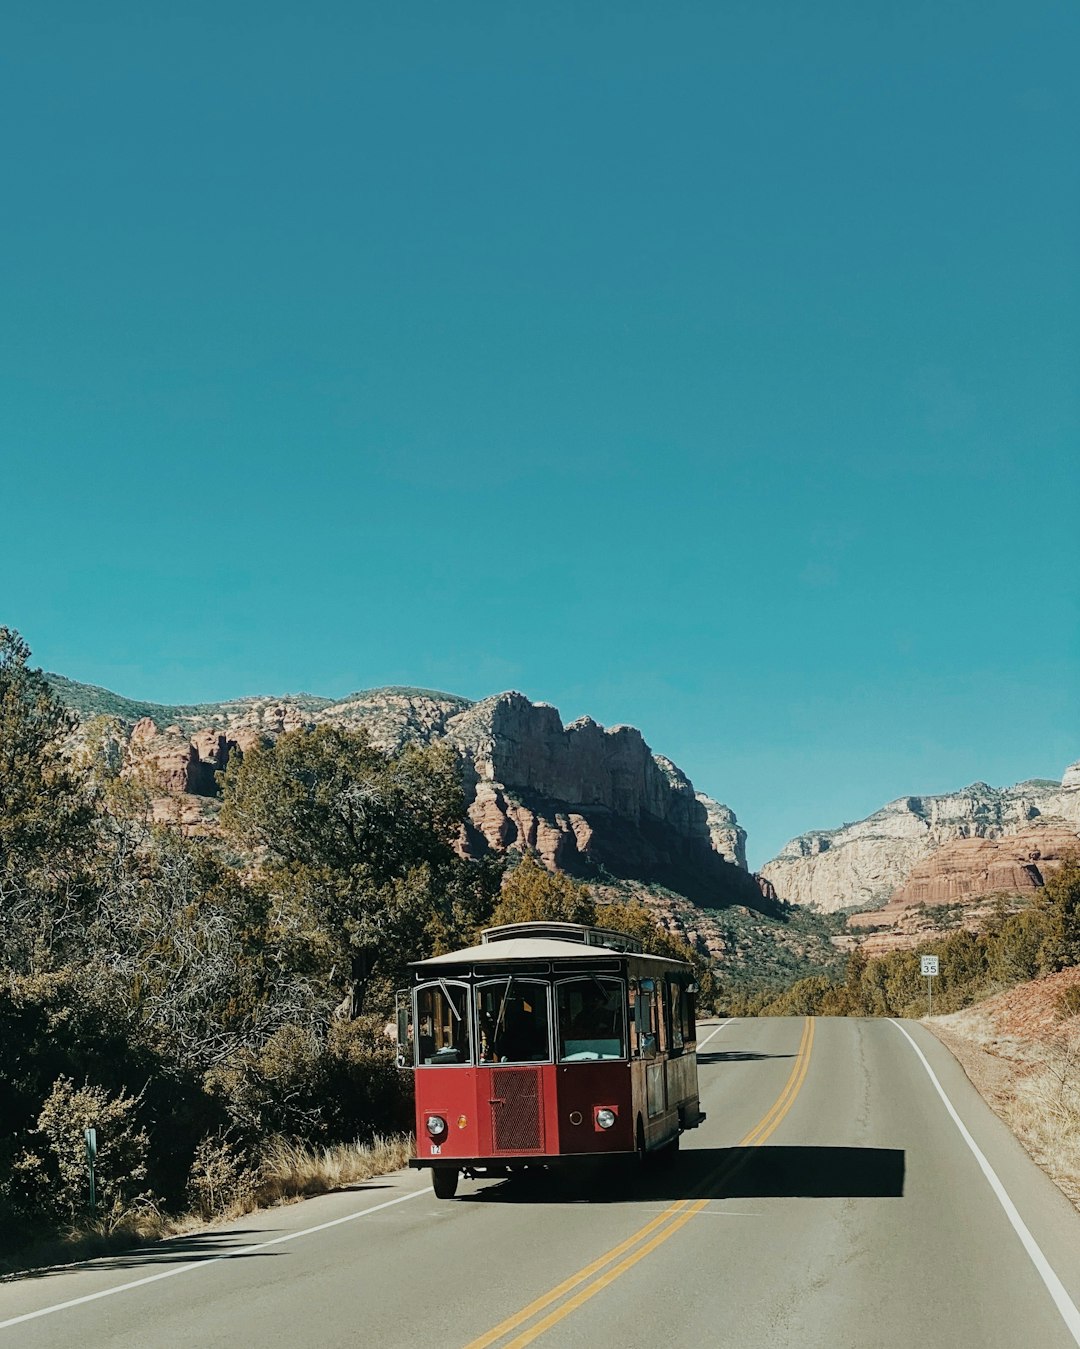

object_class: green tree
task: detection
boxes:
[986,906,1051,985]
[843,946,869,1016]
[488,853,596,926]
[220,726,486,1015]
[1039,854,1080,973]
[763,974,836,1016]
[0,628,96,971]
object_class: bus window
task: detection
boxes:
[556,978,626,1061]
[681,983,696,1045]
[415,981,472,1066]
[477,979,551,1063]
[635,979,658,1058]
[667,978,684,1052]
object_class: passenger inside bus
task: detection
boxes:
[478,981,550,1062]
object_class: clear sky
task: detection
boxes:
[3,2,1077,867]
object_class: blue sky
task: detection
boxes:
[3,2,1077,867]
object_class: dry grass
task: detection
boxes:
[931,978,1080,1211]
[1004,1034,1080,1206]
[256,1135,415,1206]
[0,1134,415,1280]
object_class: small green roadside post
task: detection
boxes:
[85,1127,97,1214]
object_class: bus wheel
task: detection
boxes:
[432,1168,459,1199]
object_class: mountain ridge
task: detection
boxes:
[761,769,1080,917]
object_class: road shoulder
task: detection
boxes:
[926,1005,1080,1215]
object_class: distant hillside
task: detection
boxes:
[760,770,1080,920]
[45,674,335,728]
[46,675,472,735]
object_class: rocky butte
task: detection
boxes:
[760,768,1080,925]
[51,676,770,915]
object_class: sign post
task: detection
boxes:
[85,1127,97,1214]
[920,955,939,1016]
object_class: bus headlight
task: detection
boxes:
[425,1114,447,1138]
[594,1107,617,1130]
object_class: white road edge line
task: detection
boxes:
[695,1017,734,1052]
[0,1184,431,1333]
[890,1018,1080,1346]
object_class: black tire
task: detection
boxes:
[431,1167,459,1199]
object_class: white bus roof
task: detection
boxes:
[412,936,687,970]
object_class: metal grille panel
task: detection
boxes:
[490,1068,544,1153]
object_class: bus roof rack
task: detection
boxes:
[480,920,644,954]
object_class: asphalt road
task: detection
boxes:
[4,1017,1080,1348]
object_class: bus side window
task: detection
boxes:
[667,978,684,1053]
[682,983,696,1045]
[635,980,658,1057]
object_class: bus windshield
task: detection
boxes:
[415,981,472,1065]
[477,979,551,1063]
[556,978,625,1061]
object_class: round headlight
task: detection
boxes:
[595,1108,616,1130]
[425,1114,447,1138]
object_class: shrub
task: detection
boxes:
[23,1077,151,1226]
[1058,985,1080,1022]
[186,1136,260,1220]
[1040,856,1080,974]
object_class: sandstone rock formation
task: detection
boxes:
[855,824,1080,916]
[761,771,1080,916]
[121,717,256,798]
[693,789,748,869]
[844,824,1080,956]
[442,693,762,908]
[53,677,761,913]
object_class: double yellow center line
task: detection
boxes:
[465,1016,816,1349]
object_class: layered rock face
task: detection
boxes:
[56,677,761,912]
[761,769,1080,915]
[848,824,1080,932]
[694,790,748,869]
[440,693,762,908]
[124,717,245,796]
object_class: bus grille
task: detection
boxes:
[490,1068,544,1153]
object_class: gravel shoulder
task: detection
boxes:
[926,969,1080,1212]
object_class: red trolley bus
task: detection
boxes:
[400,920,704,1198]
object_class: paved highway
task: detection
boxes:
[3,1017,1080,1348]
